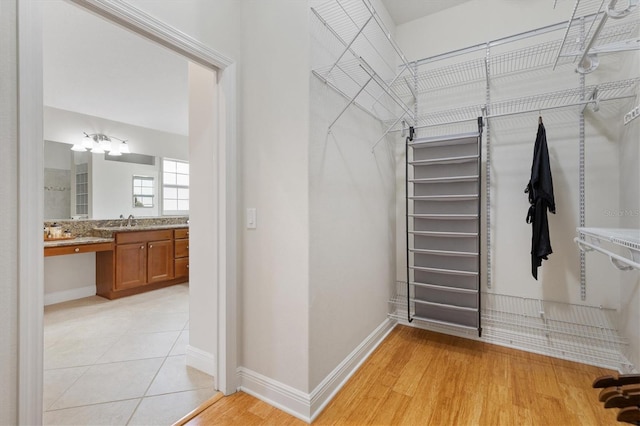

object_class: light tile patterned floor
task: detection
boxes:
[43,284,215,426]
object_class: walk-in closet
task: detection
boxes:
[311,0,639,378]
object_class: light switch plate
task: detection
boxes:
[247,208,257,229]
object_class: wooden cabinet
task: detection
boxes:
[174,228,189,279]
[148,239,174,283]
[97,228,187,299]
[115,242,147,290]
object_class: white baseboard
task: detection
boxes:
[44,286,95,306]
[309,318,396,421]
[237,367,312,423]
[237,317,397,423]
[186,345,216,379]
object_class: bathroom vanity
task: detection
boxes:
[44,219,189,301]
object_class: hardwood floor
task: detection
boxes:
[186,325,619,425]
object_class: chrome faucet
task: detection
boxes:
[127,214,135,227]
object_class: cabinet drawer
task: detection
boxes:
[116,230,173,244]
[175,239,189,258]
[174,228,189,239]
[175,257,189,279]
[45,242,113,257]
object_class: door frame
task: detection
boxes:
[17,1,238,423]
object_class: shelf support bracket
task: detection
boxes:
[327,75,374,132]
[371,113,406,152]
[323,15,374,79]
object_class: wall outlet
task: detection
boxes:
[247,208,257,229]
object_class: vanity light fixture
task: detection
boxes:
[70,132,129,156]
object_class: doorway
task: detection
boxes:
[18,1,238,424]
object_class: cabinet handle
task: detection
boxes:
[149,244,153,248]
[186,264,189,268]
[74,248,80,253]
[186,245,189,249]
[140,245,145,250]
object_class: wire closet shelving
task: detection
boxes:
[554,0,640,74]
[576,228,640,270]
[310,0,415,133]
[312,0,638,373]
[312,0,639,143]
[389,282,634,373]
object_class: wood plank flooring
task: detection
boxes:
[186,325,619,425]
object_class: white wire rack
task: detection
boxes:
[311,0,415,131]
[576,227,640,270]
[392,39,575,99]
[412,77,639,128]
[388,282,634,372]
[554,0,640,73]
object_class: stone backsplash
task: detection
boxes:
[44,216,189,238]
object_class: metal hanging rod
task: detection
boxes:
[404,78,639,131]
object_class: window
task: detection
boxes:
[162,158,189,215]
[132,175,154,208]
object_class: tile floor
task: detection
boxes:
[43,284,216,425]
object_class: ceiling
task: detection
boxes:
[380,0,475,25]
[43,1,189,136]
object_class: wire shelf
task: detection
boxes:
[311,0,414,129]
[411,77,639,128]
[577,227,640,270]
[389,282,634,372]
[392,39,577,99]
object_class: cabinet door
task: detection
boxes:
[175,257,189,279]
[147,239,174,283]
[115,242,147,290]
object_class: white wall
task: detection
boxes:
[130,0,315,398]
[239,0,311,393]
[124,0,242,62]
[308,78,396,389]
[395,0,574,60]
[0,0,19,422]
[308,0,397,391]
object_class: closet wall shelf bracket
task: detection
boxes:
[575,227,640,271]
[624,104,640,124]
[554,0,640,74]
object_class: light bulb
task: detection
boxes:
[82,136,93,149]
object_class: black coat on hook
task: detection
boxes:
[525,121,556,280]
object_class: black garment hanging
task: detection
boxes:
[525,118,556,280]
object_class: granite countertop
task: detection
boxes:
[44,236,114,248]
